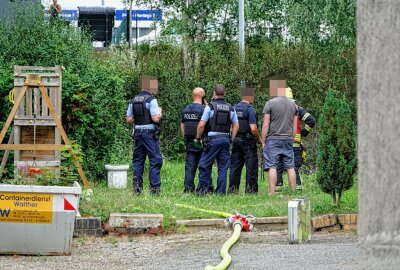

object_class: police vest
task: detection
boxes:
[132,91,155,125]
[208,99,233,134]
[235,102,255,135]
[182,104,204,137]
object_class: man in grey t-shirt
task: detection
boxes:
[261,80,298,194]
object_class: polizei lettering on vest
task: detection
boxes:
[184,113,199,120]
[237,111,244,118]
[216,104,229,111]
[134,96,146,102]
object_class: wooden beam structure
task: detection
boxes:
[0,74,90,188]
[0,127,14,178]
[0,144,64,151]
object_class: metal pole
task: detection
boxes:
[128,0,133,47]
[239,0,245,87]
[136,11,138,49]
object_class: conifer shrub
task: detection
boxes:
[316,90,357,207]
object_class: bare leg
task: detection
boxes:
[268,168,277,194]
[287,168,296,191]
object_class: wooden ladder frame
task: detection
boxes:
[0,74,90,188]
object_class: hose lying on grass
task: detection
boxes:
[175,204,253,270]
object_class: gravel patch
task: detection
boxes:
[0,230,358,270]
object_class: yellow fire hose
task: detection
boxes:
[176,204,253,270]
[175,203,231,218]
[204,221,243,270]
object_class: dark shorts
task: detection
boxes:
[263,139,294,170]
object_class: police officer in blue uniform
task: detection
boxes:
[126,76,163,195]
[194,84,239,195]
[180,88,206,193]
[229,88,262,194]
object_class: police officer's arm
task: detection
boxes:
[149,100,162,123]
[126,102,134,123]
[231,123,239,141]
[180,123,185,137]
[300,108,316,137]
[250,124,262,144]
[261,113,270,145]
[196,105,211,139]
[180,111,185,137]
[196,120,206,139]
[230,109,239,141]
[151,113,161,123]
[248,108,262,144]
[126,116,134,123]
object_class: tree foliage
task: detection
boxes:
[0,2,357,183]
[316,90,356,206]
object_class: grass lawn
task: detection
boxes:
[80,161,358,231]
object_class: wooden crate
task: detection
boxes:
[13,66,62,178]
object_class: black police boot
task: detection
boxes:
[195,187,207,196]
[150,187,161,196]
[183,186,195,194]
[228,186,240,195]
[245,185,258,195]
[133,176,143,195]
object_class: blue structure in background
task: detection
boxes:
[115,10,162,21]
[59,10,78,21]
[57,9,162,22]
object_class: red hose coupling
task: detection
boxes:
[227,214,253,232]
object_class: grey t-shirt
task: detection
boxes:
[262,97,298,140]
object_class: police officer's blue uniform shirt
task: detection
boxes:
[126,92,160,130]
[201,104,239,137]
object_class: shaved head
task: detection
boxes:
[192,87,205,98]
[192,87,206,104]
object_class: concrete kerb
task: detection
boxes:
[177,214,358,233]
[106,213,165,235]
[176,216,288,233]
[73,213,358,237]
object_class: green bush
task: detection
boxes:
[0,7,129,181]
[0,7,356,182]
[316,90,356,207]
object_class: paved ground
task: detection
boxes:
[0,230,358,270]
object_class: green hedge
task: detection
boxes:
[0,8,356,182]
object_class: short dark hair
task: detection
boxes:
[213,84,225,96]
[241,86,255,97]
[142,75,157,82]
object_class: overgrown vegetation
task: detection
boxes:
[0,2,356,185]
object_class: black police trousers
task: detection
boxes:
[229,138,258,194]
[184,141,203,193]
[277,146,302,186]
